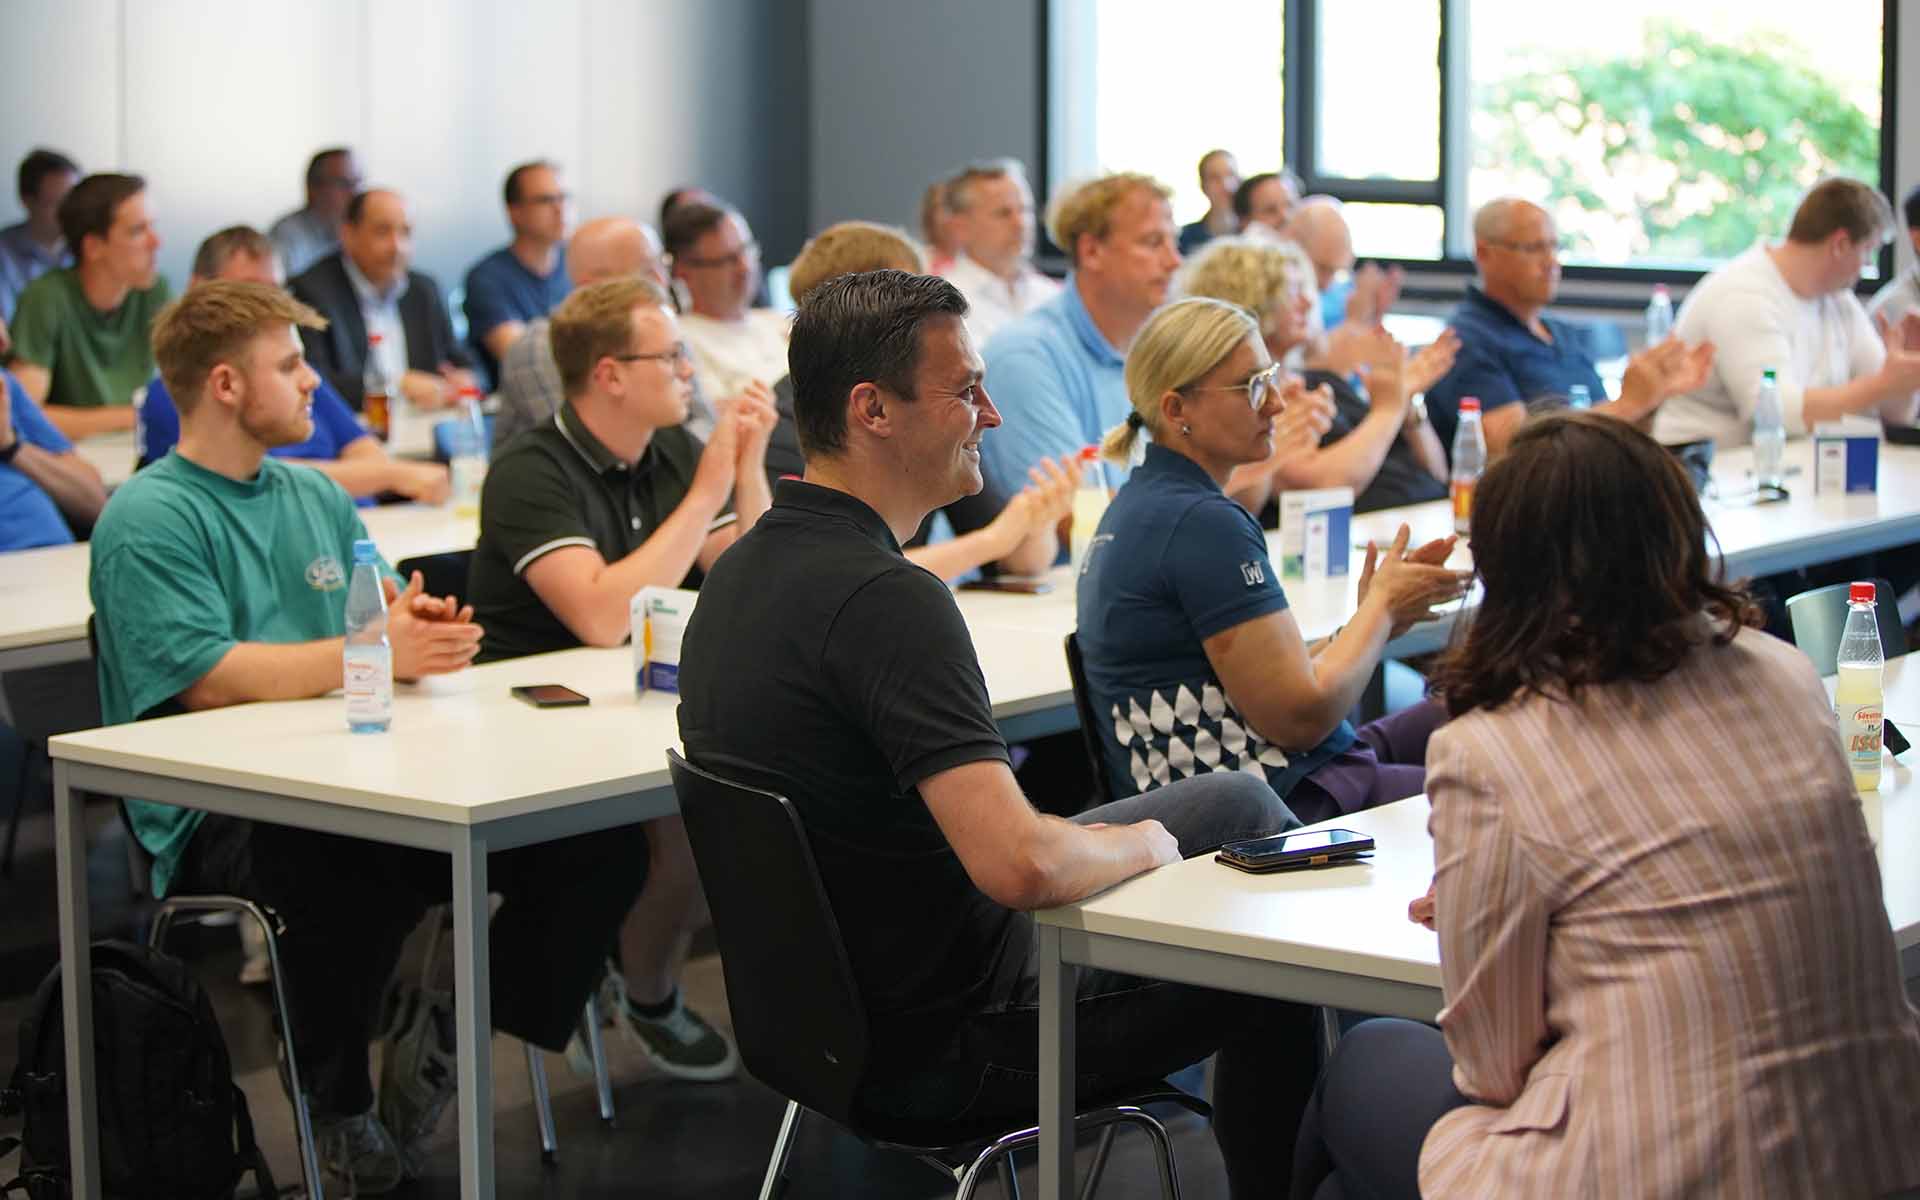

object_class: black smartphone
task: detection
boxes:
[510,684,591,708]
[1215,828,1375,874]
[958,577,1055,595]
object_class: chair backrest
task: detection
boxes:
[666,750,870,1122]
[1786,576,1907,675]
[1062,633,1116,808]
[395,550,474,603]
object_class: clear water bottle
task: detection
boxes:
[1070,445,1109,574]
[344,539,393,733]
[448,386,488,517]
[1753,367,1785,489]
[1567,384,1592,410]
[363,334,392,441]
[1835,580,1885,792]
[1646,285,1673,344]
[1450,397,1485,536]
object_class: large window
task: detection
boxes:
[1052,0,1894,279]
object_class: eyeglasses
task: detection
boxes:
[677,241,760,269]
[518,191,571,208]
[1185,363,1282,411]
[1487,237,1569,257]
[611,343,691,367]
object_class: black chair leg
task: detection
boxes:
[0,738,36,879]
[758,1100,803,1200]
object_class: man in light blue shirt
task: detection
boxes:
[0,148,79,322]
[980,172,1182,506]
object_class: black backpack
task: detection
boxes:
[0,940,277,1199]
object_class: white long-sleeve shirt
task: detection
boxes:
[1653,242,1885,447]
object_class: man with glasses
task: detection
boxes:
[269,148,363,279]
[1424,197,1627,456]
[664,201,789,402]
[463,160,573,386]
[1656,177,1920,448]
[466,276,774,1086]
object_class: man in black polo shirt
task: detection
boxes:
[677,270,1321,1197]
[468,274,776,1083]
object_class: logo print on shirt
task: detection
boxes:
[305,555,346,592]
[1240,560,1265,587]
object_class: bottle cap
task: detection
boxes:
[1851,581,1876,605]
[459,385,482,399]
[1653,284,1669,297]
[368,333,383,346]
[1078,444,1099,462]
[1761,368,1776,382]
[352,538,379,565]
[1460,397,1481,412]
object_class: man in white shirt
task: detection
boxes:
[1655,177,1920,447]
[664,201,789,403]
[939,159,1060,348]
[1869,184,1920,330]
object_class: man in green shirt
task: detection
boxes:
[10,172,172,439]
[89,281,649,1192]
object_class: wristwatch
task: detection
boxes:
[1407,393,1430,428]
[0,434,19,465]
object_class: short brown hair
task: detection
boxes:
[151,281,326,414]
[549,276,673,398]
[662,201,735,260]
[1047,172,1173,266]
[59,173,145,262]
[1428,412,1762,716]
[1786,177,1895,246]
[191,225,275,281]
[787,222,925,306]
[945,158,1027,214]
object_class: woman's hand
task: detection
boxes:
[1408,878,1437,930]
[1357,524,1470,637]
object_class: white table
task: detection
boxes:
[72,431,135,490]
[46,623,1079,1200]
[0,502,475,674]
[1032,656,1920,1199]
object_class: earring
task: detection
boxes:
[1181,423,1192,436]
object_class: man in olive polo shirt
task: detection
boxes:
[467,273,776,1081]
[10,172,172,439]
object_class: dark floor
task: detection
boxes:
[0,781,1228,1198]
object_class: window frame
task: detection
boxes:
[1277,0,1901,298]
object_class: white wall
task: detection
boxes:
[0,0,810,291]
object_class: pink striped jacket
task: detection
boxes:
[1420,626,1920,1199]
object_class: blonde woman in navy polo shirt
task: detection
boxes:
[1076,298,1470,824]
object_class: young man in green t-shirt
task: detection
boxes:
[10,172,172,439]
[88,281,649,1192]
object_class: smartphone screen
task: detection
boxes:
[511,684,590,707]
[1225,828,1371,863]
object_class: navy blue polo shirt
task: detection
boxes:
[1075,442,1354,802]
[1425,284,1605,455]
[463,246,570,384]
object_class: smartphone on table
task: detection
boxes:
[510,684,591,708]
[1215,828,1374,874]
[958,577,1054,595]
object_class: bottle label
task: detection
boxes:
[345,648,392,725]
[1450,480,1473,531]
[1838,701,1882,774]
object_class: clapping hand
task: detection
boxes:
[1357,524,1469,638]
[1405,329,1461,396]
[1618,338,1716,421]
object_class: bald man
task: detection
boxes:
[289,188,475,413]
[1288,196,1403,331]
[493,216,715,451]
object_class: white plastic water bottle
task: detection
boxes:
[1646,285,1673,344]
[1070,445,1109,573]
[1450,397,1485,536]
[344,539,393,733]
[1753,368,1785,489]
[448,386,488,517]
[1835,580,1885,792]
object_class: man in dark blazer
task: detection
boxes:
[290,188,475,412]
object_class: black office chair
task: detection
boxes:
[667,750,1202,1199]
[1062,634,1116,810]
[1786,576,1908,674]
[395,550,474,604]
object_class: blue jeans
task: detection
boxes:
[860,770,1318,1199]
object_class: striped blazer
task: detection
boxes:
[1419,625,1920,1199]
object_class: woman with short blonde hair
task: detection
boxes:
[1075,297,1468,823]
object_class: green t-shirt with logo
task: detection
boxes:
[88,452,391,895]
[10,267,173,408]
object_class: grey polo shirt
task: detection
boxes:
[468,400,730,662]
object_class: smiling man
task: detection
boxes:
[979,171,1182,506]
[666,201,789,403]
[9,172,171,438]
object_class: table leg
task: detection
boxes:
[451,829,494,1200]
[1037,923,1077,1200]
[54,761,100,1199]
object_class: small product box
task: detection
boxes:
[1277,487,1354,581]
[630,586,699,693]
[1813,418,1879,496]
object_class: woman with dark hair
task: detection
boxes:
[1290,411,1920,1200]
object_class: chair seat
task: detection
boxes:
[850,1081,1210,1154]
